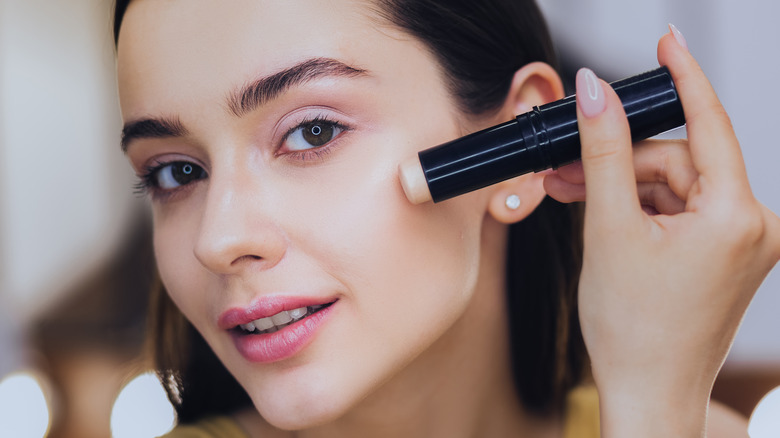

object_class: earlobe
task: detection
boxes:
[506,62,565,115]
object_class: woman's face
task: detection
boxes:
[119,0,507,429]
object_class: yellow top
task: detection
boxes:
[160,386,600,438]
[159,415,250,438]
[562,385,601,438]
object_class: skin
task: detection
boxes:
[117,0,780,436]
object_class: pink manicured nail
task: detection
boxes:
[576,68,606,118]
[668,23,689,51]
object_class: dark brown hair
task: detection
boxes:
[114,0,585,422]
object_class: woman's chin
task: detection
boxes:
[247,381,360,431]
[252,397,351,431]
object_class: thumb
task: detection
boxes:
[577,68,642,226]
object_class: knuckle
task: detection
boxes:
[638,139,692,183]
[581,141,624,164]
[666,140,692,164]
[654,147,673,183]
[686,101,734,132]
[712,201,765,250]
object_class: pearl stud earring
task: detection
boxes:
[505,194,521,210]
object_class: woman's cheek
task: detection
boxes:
[300,140,483,338]
[152,208,207,325]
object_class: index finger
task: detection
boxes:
[657,30,749,189]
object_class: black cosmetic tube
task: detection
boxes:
[404,66,685,203]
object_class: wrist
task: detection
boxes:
[596,376,712,438]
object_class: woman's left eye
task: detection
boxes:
[282,118,347,153]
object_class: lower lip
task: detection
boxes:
[230,304,335,363]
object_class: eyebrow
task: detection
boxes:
[121,117,187,153]
[121,57,367,152]
[227,57,368,117]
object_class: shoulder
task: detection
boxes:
[158,415,250,438]
[707,401,749,438]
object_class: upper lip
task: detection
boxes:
[217,295,337,330]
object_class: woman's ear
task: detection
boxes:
[487,62,563,224]
[503,62,565,116]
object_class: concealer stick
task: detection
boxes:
[399,66,685,204]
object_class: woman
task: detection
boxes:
[114,0,780,436]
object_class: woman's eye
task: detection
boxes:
[152,161,207,189]
[284,119,345,152]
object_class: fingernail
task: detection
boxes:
[576,68,606,118]
[668,23,689,51]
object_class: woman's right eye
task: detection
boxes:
[137,161,207,195]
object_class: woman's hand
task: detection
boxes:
[544,30,780,437]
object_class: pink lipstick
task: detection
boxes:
[220,296,337,363]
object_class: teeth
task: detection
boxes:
[238,303,331,334]
[288,307,307,320]
[252,317,275,331]
[271,311,293,325]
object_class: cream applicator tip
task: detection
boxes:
[398,156,432,205]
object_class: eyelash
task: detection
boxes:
[134,115,352,199]
[133,159,199,201]
[277,115,352,162]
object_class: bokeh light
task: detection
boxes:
[0,371,51,438]
[110,371,176,438]
[749,385,780,438]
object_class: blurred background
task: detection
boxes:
[0,0,778,437]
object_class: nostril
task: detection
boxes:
[231,255,263,265]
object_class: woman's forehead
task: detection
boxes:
[116,0,405,117]
[115,0,454,137]
[118,0,372,75]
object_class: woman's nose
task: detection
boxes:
[193,174,287,275]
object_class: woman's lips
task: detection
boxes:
[219,296,338,363]
[218,295,337,330]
